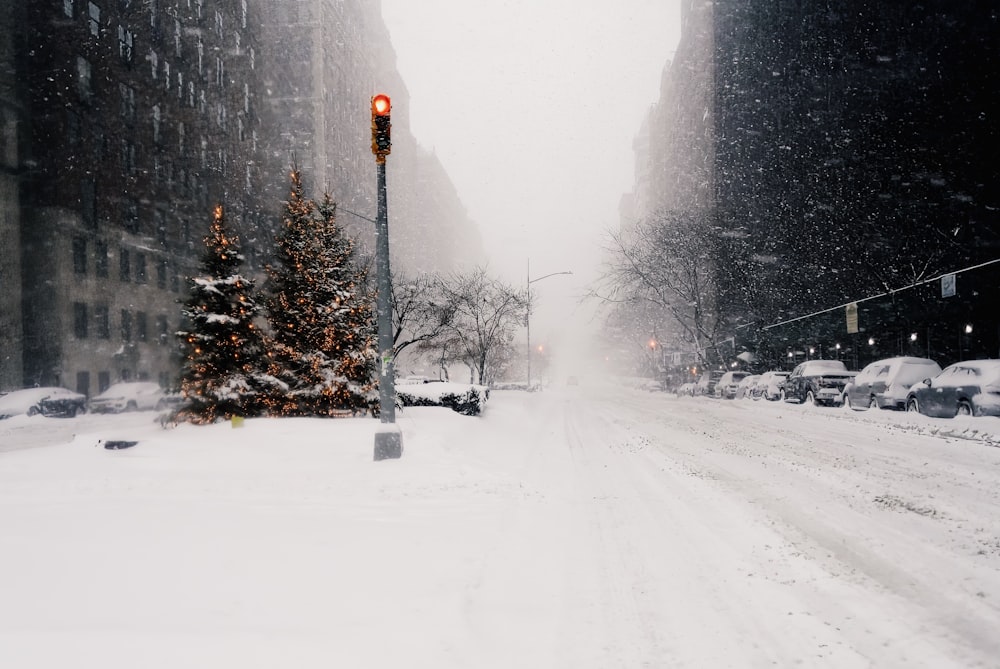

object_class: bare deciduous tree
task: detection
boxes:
[597,209,726,366]
[389,272,456,358]
[435,267,527,386]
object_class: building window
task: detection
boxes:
[200,137,207,167]
[95,304,110,339]
[119,248,130,282]
[136,311,148,342]
[120,309,132,341]
[149,0,158,29]
[164,61,170,91]
[238,117,245,142]
[152,104,161,143]
[249,47,255,70]
[178,121,185,152]
[81,179,96,229]
[98,371,110,393]
[198,89,206,114]
[125,201,139,232]
[177,71,183,100]
[195,0,202,19]
[154,211,166,245]
[117,25,134,64]
[216,102,225,129]
[76,371,90,397]
[241,0,247,28]
[157,259,167,288]
[197,38,204,75]
[119,83,135,120]
[156,314,168,344]
[174,19,181,56]
[188,82,195,107]
[64,0,74,18]
[243,83,250,114]
[73,302,88,339]
[72,237,87,274]
[66,110,80,146]
[76,56,92,100]
[234,31,240,55]
[95,240,108,277]
[136,253,147,283]
[215,9,223,37]
[170,264,179,292]
[216,56,224,86]
[150,50,158,79]
[120,139,136,175]
[88,2,100,37]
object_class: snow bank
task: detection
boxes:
[396,382,488,416]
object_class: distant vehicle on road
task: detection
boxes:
[89,382,165,413]
[844,357,941,411]
[0,387,87,419]
[905,360,1000,418]
[782,360,856,406]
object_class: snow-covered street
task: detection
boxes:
[2,381,999,668]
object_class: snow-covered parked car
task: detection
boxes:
[395,381,488,416]
[905,360,1000,418]
[716,371,751,399]
[844,356,941,411]
[782,360,856,406]
[0,387,87,419]
[751,371,789,400]
[89,382,165,413]
[735,374,760,399]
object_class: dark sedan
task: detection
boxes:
[905,360,1000,418]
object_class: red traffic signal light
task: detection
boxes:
[372,94,391,116]
[371,94,391,158]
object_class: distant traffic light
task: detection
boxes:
[371,94,391,157]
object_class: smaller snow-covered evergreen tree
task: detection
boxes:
[262,171,377,416]
[176,205,266,423]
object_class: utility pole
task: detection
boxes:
[371,93,402,461]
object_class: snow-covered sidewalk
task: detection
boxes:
[2,384,999,668]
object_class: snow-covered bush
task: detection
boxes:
[395,382,488,416]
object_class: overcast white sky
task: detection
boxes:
[380,0,682,363]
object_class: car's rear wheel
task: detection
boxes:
[957,400,974,417]
[806,390,817,405]
[906,397,920,413]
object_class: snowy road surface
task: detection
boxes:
[1,381,999,668]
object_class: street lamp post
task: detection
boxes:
[526,258,571,391]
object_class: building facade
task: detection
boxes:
[629,0,1000,364]
[1,0,482,394]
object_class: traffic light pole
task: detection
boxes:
[373,157,402,460]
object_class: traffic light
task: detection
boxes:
[371,94,391,157]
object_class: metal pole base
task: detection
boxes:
[373,424,403,461]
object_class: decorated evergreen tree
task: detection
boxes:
[176,205,266,423]
[262,170,377,416]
